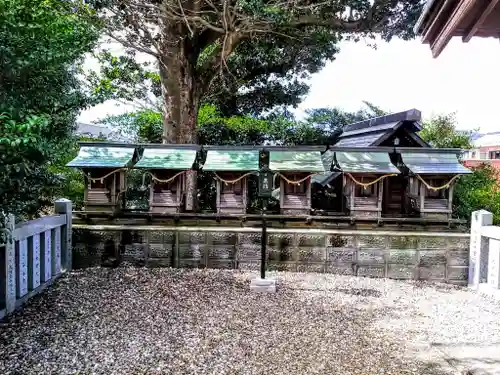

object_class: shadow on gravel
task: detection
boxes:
[431,342,500,375]
[335,287,382,298]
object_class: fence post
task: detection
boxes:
[469,210,493,289]
[4,214,16,314]
[54,199,72,272]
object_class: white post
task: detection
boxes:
[40,230,52,282]
[488,238,500,289]
[16,239,28,298]
[28,234,41,290]
[51,227,61,276]
[54,199,72,271]
[4,214,16,314]
[469,210,493,288]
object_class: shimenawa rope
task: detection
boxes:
[141,170,186,187]
[80,168,126,183]
[345,173,397,188]
[213,172,257,185]
[275,172,316,185]
[416,174,461,191]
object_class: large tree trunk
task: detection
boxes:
[159,44,200,211]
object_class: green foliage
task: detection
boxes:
[0,0,99,218]
[0,0,100,136]
[0,114,54,218]
[98,110,163,143]
[87,51,161,109]
[417,112,489,225]
[420,113,474,149]
[454,165,500,225]
[198,105,269,145]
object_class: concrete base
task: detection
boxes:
[476,283,500,302]
[250,278,277,293]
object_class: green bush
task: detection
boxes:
[454,164,500,224]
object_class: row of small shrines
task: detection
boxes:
[67,143,471,220]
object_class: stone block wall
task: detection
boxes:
[73,227,470,284]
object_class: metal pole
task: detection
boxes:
[260,198,267,279]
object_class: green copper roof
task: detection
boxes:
[203,150,259,171]
[401,152,471,175]
[135,147,197,169]
[269,151,324,172]
[336,151,399,174]
[66,146,135,168]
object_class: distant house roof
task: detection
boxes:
[473,133,500,148]
[75,122,134,143]
[334,109,429,148]
[75,122,113,138]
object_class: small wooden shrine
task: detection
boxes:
[269,147,325,215]
[66,143,137,214]
[68,109,472,223]
[201,146,259,214]
[401,151,471,220]
[134,145,199,214]
[333,150,400,219]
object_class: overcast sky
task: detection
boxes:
[79,36,500,133]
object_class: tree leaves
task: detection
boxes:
[0,0,99,219]
[420,113,475,149]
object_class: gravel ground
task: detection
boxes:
[1,268,500,375]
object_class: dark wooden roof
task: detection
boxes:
[343,109,422,132]
[415,0,500,57]
[335,109,428,148]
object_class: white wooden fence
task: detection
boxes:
[1,199,72,319]
[469,210,500,298]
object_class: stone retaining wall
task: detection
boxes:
[73,228,470,284]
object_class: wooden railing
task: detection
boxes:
[1,199,72,319]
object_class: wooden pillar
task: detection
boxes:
[419,179,425,213]
[242,176,248,211]
[149,181,154,212]
[216,178,221,214]
[377,180,383,218]
[306,178,312,211]
[176,177,181,211]
[280,176,285,209]
[112,173,117,206]
[120,171,126,210]
[83,171,90,204]
[349,180,355,212]
[448,182,455,219]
